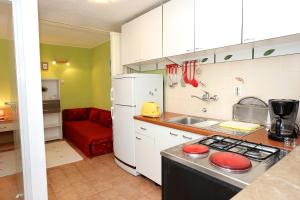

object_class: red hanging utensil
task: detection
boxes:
[183,62,189,84]
[191,60,198,87]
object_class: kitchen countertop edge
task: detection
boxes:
[231,145,300,200]
[134,112,299,150]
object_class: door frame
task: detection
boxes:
[11,0,48,199]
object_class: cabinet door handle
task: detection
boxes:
[182,135,192,140]
[136,137,142,140]
[0,127,7,129]
[140,127,147,131]
[169,132,178,137]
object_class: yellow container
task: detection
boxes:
[141,102,161,118]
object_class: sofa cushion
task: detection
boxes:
[63,120,112,157]
[63,108,88,121]
[98,110,112,127]
[64,120,112,141]
[88,108,99,122]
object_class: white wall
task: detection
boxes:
[165,54,300,123]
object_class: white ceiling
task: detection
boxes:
[0,0,163,48]
[38,0,163,32]
[39,21,111,48]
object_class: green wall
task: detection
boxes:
[40,44,93,109]
[144,69,165,75]
[0,39,111,110]
[91,41,111,110]
[0,39,13,106]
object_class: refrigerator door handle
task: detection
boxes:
[110,88,114,101]
[111,107,114,120]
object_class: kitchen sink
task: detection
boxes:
[165,116,259,136]
[166,116,220,128]
[166,116,206,125]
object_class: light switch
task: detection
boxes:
[234,86,241,96]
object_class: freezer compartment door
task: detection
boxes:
[113,105,136,167]
[112,77,135,106]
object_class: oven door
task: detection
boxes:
[162,157,241,200]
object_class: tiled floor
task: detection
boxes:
[0,175,19,200]
[0,153,162,200]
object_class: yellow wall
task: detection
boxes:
[91,41,111,110]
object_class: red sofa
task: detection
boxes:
[62,107,113,157]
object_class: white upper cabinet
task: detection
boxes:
[140,6,162,62]
[243,0,300,43]
[121,18,141,65]
[121,6,162,65]
[195,0,242,51]
[163,0,195,57]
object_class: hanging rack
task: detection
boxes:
[165,57,202,69]
[165,57,183,68]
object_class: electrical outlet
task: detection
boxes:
[234,86,241,96]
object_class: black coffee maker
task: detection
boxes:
[268,99,299,141]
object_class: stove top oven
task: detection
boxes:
[161,135,287,200]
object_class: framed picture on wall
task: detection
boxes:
[41,62,48,70]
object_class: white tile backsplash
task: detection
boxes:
[165,54,300,123]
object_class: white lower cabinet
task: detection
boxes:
[181,130,203,143]
[158,128,182,151]
[135,133,156,180]
[134,120,205,185]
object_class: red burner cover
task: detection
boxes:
[183,144,209,154]
[209,152,252,171]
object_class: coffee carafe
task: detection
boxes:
[268,99,299,141]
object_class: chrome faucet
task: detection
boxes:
[191,91,219,102]
[210,95,219,101]
[191,93,209,102]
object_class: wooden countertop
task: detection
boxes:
[0,120,15,124]
[134,112,300,150]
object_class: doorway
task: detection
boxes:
[0,0,48,199]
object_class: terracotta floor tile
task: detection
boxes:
[98,188,121,199]
[0,153,162,200]
[92,180,114,193]
[82,192,105,200]
[48,184,58,200]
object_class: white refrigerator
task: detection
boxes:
[111,73,163,175]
